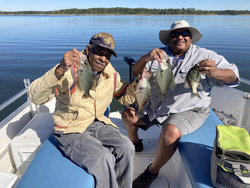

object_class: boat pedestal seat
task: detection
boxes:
[178,108,222,188]
[15,134,95,188]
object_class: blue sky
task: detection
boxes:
[0,0,249,11]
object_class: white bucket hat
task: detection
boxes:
[159,20,203,46]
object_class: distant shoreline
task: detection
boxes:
[1,14,250,16]
[1,7,250,16]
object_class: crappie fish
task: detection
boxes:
[184,63,203,99]
[155,55,176,101]
[77,54,94,97]
[136,72,151,118]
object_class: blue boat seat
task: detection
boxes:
[15,106,111,188]
[178,108,223,188]
[15,134,95,188]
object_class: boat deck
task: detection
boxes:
[110,111,180,188]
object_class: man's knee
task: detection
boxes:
[161,124,181,145]
[116,136,135,160]
[99,149,116,166]
[120,136,135,153]
[121,107,134,120]
[122,107,141,127]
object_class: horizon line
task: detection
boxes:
[1,7,250,12]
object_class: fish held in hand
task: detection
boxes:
[77,54,94,97]
[136,72,151,118]
[184,63,203,99]
[155,55,176,101]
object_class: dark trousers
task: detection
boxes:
[54,121,135,188]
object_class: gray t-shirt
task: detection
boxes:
[145,44,240,123]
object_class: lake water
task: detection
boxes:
[0,15,250,121]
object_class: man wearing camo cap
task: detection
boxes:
[28,32,139,188]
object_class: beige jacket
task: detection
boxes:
[28,61,137,134]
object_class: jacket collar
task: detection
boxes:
[102,62,116,75]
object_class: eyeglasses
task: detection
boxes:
[170,31,191,38]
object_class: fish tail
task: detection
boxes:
[158,93,168,101]
[197,82,203,90]
[184,77,190,89]
[82,94,88,98]
[145,98,150,108]
[82,91,93,98]
[191,92,202,99]
[169,78,176,91]
[136,109,144,118]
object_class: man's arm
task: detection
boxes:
[113,72,137,106]
[133,48,165,76]
[28,49,82,105]
[198,59,238,84]
[55,48,81,79]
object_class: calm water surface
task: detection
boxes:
[0,15,250,120]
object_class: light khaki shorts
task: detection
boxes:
[140,107,210,136]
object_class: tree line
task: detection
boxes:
[1,8,250,15]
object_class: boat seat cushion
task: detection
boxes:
[178,108,223,188]
[15,134,95,188]
[15,106,112,188]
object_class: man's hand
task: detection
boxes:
[137,68,151,80]
[133,48,165,77]
[197,58,238,83]
[55,49,81,79]
[142,48,165,64]
[197,59,217,77]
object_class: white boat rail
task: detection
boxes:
[0,88,29,112]
[241,77,250,85]
[0,79,30,112]
[1,77,250,115]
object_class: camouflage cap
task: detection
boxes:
[89,32,117,57]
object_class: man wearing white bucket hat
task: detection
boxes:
[122,20,240,188]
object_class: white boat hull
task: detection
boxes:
[0,78,250,187]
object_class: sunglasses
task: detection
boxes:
[170,31,191,38]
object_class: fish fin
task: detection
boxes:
[82,90,93,99]
[136,109,144,118]
[145,97,150,108]
[160,70,164,78]
[82,94,88,99]
[152,72,157,78]
[191,92,202,99]
[82,94,92,99]
[160,61,168,71]
[184,77,190,89]
[158,93,168,101]
[154,80,161,90]
[197,82,203,90]
[169,78,176,91]
[134,102,139,111]
[142,72,150,80]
